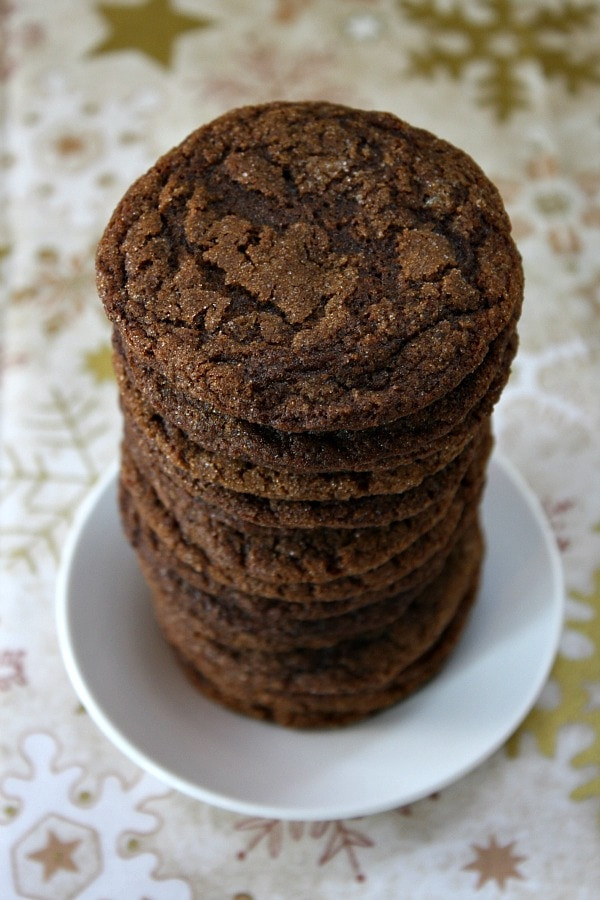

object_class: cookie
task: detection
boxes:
[141,550,438,651]
[152,515,483,696]
[113,321,516,472]
[174,575,478,727]
[119,441,488,602]
[97,101,522,432]
[120,473,479,622]
[120,446,468,586]
[130,462,483,650]
[124,413,488,529]
[98,100,522,729]
[118,373,481,501]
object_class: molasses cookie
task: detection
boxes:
[175,577,478,727]
[140,553,436,652]
[97,101,522,432]
[152,518,483,696]
[113,323,516,472]
[118,379,475,500]
[124,414,489,529]
[99,100,522,728]
[119,443,488,603]
[120,472,479,616]
[121,447,466,586]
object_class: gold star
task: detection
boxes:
[92,0,211,68]
[463,835,526,889]
[27,829,81,881]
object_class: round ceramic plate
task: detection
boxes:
[56,454,564,821]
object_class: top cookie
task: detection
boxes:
[97,101,522,432]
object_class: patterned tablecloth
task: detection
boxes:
[1,1,599,897]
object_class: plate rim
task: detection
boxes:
[56,452,565,821]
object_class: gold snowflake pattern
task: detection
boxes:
[82,343,115,384]
[0,389,106,573]
[10,247,97,338]
[399,0,600,120]
[235,817,374,883]
[507,567,600,816]
[463,835,526,890]
[496,154,600,259]
[91,0,212,69]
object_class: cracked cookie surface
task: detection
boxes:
[97,101,522,432]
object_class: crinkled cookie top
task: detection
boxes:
[97,101,522,432]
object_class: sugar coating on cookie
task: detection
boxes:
[97,101,522,432]
[99,101,523,728]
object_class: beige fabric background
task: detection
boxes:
[1,1,599,896]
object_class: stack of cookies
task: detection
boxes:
[96,101,523,728]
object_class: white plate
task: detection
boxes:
[56,454,564,821]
